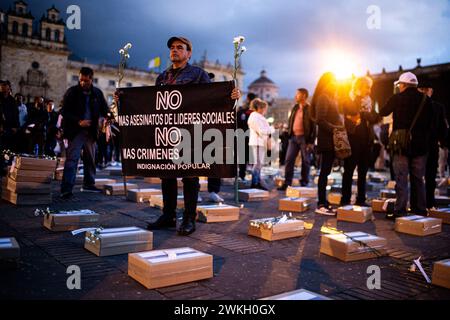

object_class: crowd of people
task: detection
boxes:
[241,71,449,219]
[0,79,123,168]
[1,35,449,236]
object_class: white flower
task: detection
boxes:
[125,54,130,59]
[233,37,240,44]
[119,49,125,55]
[125,43,132,50]
[240,46,247,53]
[238,36,245,43]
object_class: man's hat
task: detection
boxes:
[394,72,418,86]
[167,36,192,51]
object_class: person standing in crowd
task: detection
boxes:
[248,98,273,190]
[127,36,241,235]
[26,96,47,156]
[417,82,448,210]
[60,67,108,199]
[278,123,289,166]
[379,72,434,217]
[237,93,256,181]
[311,72,343,215]
[341,77,380,206]
[0,80,19,153]
[278,88,316,191]
[15,93,28,154]
[44,100,59,157]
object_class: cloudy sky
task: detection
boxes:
[3,0,450,97]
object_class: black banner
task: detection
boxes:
[117,81,237,178]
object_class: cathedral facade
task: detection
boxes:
[0,1,244,106]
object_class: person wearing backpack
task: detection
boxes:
[379,72,434,218]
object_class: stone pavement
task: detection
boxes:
[0,168,449,300]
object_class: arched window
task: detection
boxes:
[12,21,19,34]
[45,28,51,41]
[54,30,60,42]
[22,23,28,37]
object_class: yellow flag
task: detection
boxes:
[148,57,161,69]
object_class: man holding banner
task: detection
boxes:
[116,36,241,236]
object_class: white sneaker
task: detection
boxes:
[315,206,337,216]
[209,192,224,203]
[198,196,203,203]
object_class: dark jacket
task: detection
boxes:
[156,63,211,86]
[287,103,316,144]
[237,106,253,131]
[26,104,47,137]
[379,87,434,157]
[430,100,448,148]
[61,84,108,141]
[0,94,19,134]
[315,94,342,153]
[343,96,380,147]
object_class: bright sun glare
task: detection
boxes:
[322,49,360,80]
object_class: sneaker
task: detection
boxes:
[315,206,337,216]
[81,185,102,193]
[59,192,73,200]
[209,192,224,203]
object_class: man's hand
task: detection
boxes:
[231,88,241,100]
[79,120,92,128]
[113,90,121,105]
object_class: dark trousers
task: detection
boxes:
[208,177,221,193]
[342,143,370,204]
[97,133,112,166]
[393,154,427,214]
[318,151,335,206]
[162,177,199,221]
[44,138,57,157]
[61,130,97,193]
[284,135,310,186]
[425,144,439,209]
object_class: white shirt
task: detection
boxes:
[248,111,273,147]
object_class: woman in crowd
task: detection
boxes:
[311,72,344,215]
[341,76,380,206]
[248,98,273,190]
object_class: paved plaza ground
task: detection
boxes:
[1,168,449,300]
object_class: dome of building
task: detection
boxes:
[248,70,279,103]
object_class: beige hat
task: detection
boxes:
[394,72,418,86]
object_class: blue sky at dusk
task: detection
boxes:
[2,0,450,97]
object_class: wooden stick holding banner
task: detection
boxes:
[232,36,246,204]
[116,43,132,198]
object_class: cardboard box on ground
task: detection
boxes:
[197,204,240,223]
[0,238,20,260]
[432,259,450,289]
[395,216,442,236]
[428,208,450,224]
[85,227,153,257]
[337,206,373,223]
[320,231,387,262]
[278,197,312,213]
[128,247,213,289]
[150,194,185,209]
[238,189,270,202]
[248,216,305,241]
[103,183,138,196]
[127,188,162,203]
[43,210,100,232]
[1,156,56,205]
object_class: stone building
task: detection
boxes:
[248,70,279,104]
[0,1,69,102]
[0,1,244,106]
[370,59,450,112]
